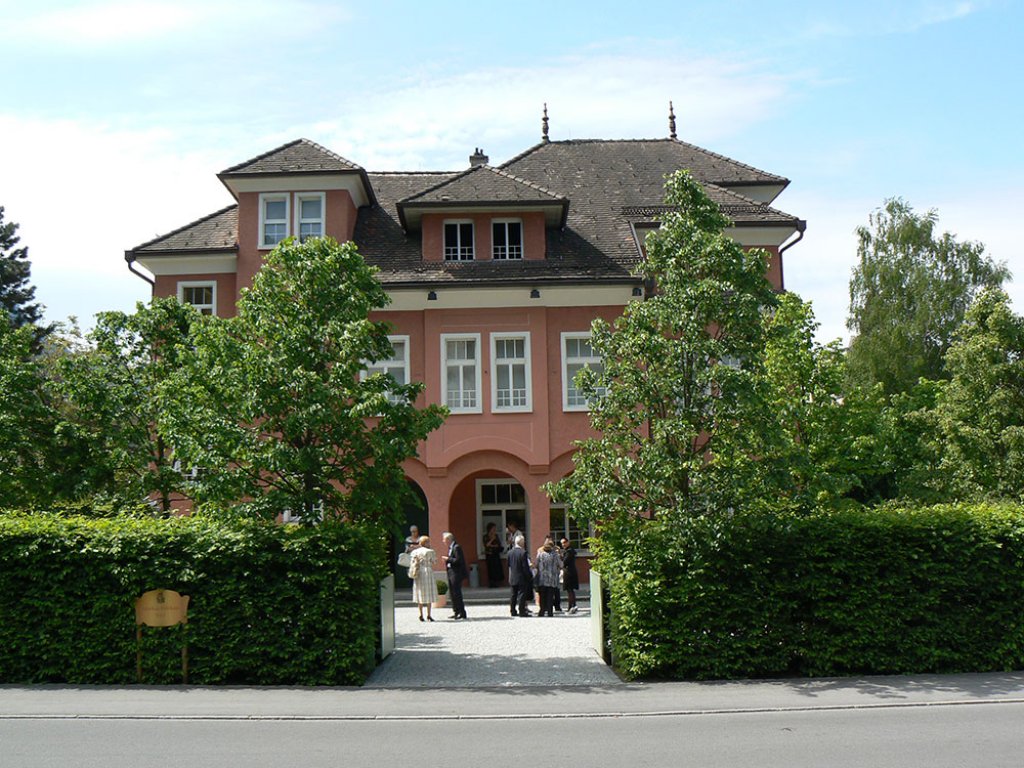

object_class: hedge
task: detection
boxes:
[605,502,1024,680]
[0,512,382,685]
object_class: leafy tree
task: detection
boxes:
[846,198,1009,396]
[51,299,201,512]
[0,321,56,506]
[761,292,887,507]
[927,288,1024,500]
[0,206,49,342]
[162,237,446,524]
[548,170,781,533]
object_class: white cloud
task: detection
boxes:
[0,115,233,327]
[4,0,350,49]
[797,0,984,40]
[308,52,795,171]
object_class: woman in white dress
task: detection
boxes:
[409,535,438,622]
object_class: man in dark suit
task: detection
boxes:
[507,534,532,617]
[442,532,468,620]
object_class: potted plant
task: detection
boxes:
[432,578,448,608]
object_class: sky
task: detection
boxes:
[1,0,1021,344]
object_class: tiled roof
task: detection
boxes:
[131,136,801,285]
[400,165,567,205]
[219,138,364,176]
[130,205,238,254]
[502,138,788,189]
[356,172,629,285]
[622,183,798,224]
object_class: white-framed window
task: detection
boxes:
[297,193,325,241]
[444,221,475,261]
[477,479,527,559]
[492,219,523,260]
[259,193,289,249]
[491,333,531,412]
[548,504,594,555]
[177,281,217,315]
[362,335,410,404]
[282,500,324,525]
[562,332,606,411]
[441,333,481,413]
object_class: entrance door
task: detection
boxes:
[476,479,527,555]
[394,482,429,589]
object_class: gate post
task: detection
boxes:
[379,574,396,661]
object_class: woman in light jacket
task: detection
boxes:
[534,538,562,618]
[409,535,438,622]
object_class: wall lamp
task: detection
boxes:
[530,288,541,299]
[427,290,438,301]
[632,286,643,297]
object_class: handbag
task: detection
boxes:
[397,551,410,568]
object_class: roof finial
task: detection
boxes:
[669,101,677,140]
[542,103,550,143]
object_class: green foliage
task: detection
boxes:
[161,237,446,525]
[760,293,888,506]
[928,288,1024,500]
[549,171,780,527]
[0,511,382,685]
[0,321,57,505]
[550,173,892,537]
[606,502,1024,680]
[0,205,49,341]
[49,299,201,511]
[847,198,1010,396]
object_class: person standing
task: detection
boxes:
[442,532,468,620]
[483,522,503,588]
[507,534,532,617]
[535,538,561,617]
[505,521,520,552]
[405,525,420,553]
[560,537,580,613]
[408,535,437,622]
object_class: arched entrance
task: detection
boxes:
[447,470,529,588]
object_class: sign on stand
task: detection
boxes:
[134,589,190,684]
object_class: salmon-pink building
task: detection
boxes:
[127,123,804,582]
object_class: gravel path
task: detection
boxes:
[365,603,622,688]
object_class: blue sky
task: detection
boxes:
[2,0,1020,343]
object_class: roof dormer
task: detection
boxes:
[395,164,568,232]
[217,138,377,208]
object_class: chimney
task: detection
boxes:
[469,147,489,167]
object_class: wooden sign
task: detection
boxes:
[135,589,190,684]
[135,589,190,627]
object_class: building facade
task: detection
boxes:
[127,127,804,581]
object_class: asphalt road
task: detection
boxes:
[3,700,1022,767]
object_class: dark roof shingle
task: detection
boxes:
[132,136,800,285]
[219,138,364,176]
[131,205,238,254]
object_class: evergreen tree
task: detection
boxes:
[0,206,47,334]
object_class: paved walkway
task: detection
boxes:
[4,673,1024,721]
[366,602,620,688]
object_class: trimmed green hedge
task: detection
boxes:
[0,512,382,685]
[606,502,1024,680]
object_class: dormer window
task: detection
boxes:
[444,221,474,261]
[260,194,289,249]
[492,220,523,260]
[297,193,324,241]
